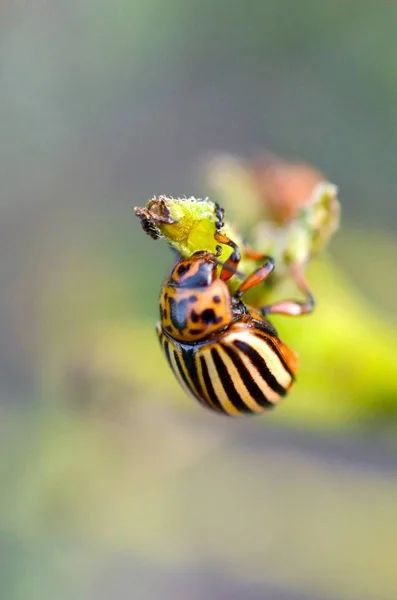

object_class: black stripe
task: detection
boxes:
[173,349,198,399]
[211,348,254,414]
[181,347,206,406]
[163,338,174,371]
[254,331,295,379]
[222,344,274,408]
[169,297,188,330]
[233,340,287,397]
[157,330,163,349]
[162,335,205,406]
[199,356,224,413]
[179,261,213,288]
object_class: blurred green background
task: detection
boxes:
[2,2,397,599]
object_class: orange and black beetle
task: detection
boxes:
[157,204,314,415]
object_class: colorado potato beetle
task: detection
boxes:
[157,205,314,416]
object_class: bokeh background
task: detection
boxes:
[2,2,397,599]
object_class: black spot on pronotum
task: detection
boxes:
[190,310,200,323]
[201,308,215,323]
[179,261,213,288]
[201,308,223,325]
[189,295,198,303]
[177,263,191,277]
[169,297,189,330]
[213,295,221,303]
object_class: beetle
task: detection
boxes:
[156,204,315,415]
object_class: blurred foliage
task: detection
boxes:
[2,401,397,600]
[205,154,340,266]
[2,1,397,599]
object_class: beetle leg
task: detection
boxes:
[242,245,268,262]
[214,203,241,282]
[235,257,275,298]
[260,267,315,317]
[214,203,225,230]
[214,231,241,281]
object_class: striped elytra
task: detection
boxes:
[157,253,297,416]
[157,321,297,415]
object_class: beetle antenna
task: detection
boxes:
[213,257,245,280]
